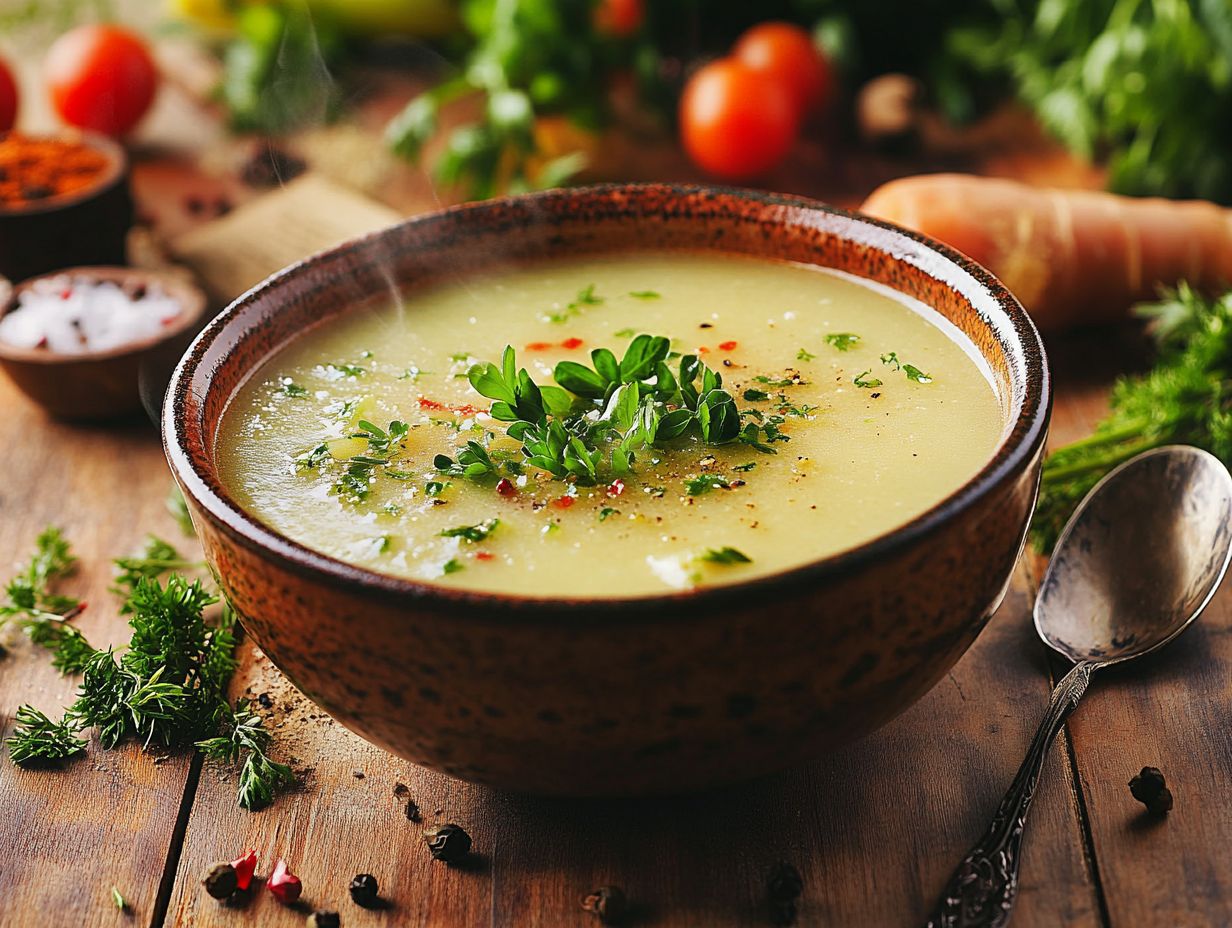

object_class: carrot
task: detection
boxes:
[860,173,1232,333]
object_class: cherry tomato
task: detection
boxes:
[0,57,17,132]
[733,21,833,116]
[594,0,644,37]
[679,58,798,180]
[45,25,159,137]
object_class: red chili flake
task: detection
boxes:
[525,341,554,351]
[697,346,710,354]
[230,850,258,891]
[418,396,447,411]
[496,478,517,497]
[607,479,625,497]
[451,403,481,417]
[267,859,301,904]
[60,288,72,300]
[561,337,584,350]
[474,551,495,561]
[719,340,738,351]
[551,495,576,510]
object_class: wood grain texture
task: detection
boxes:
[0,383,196,927]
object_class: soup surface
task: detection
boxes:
[217,252,1004,597]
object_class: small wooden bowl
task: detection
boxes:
[0,132,133,282]
[0,267,207,421]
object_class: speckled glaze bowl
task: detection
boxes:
[163,184,1050,796]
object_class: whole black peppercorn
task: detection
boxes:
[349,873,380,908]
[581,885,628,924]
[424,824,472,863]
[306,911,340,928]
[1129,766,1173,815]
[202,861,238,900]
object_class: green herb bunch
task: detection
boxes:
[435,334,781,483]
[1033,284,1232,551]
[4,534,293,810]
[0,527,81,627]
[946,0,1232,202]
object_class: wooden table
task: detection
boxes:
[1,82,1229,928]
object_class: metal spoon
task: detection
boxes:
[926,445,1232,928]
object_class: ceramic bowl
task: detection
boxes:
[0,132,132,282]
[0,266,207,420]
[164,184,1050,796]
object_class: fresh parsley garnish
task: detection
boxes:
[0,526,81,627]
[455,335,780,485]
[613,327,636,337]
[753,374,808,387]
[281,380,309,397]
[825,333,861,351]
[797,348,817,361]
[547,283,605,323]
[196,699,296,810]
[442,558,464,574]
[628,290,660,300]
[904,364,933,383]
[599,507,618,521]
[743,388,770,402]
[6,705,86,766]
[854,370,883,388]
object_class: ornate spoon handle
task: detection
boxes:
[925,660,1096,928]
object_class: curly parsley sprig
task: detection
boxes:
[437,334,780,483]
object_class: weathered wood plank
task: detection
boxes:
[0,380,197,928]
[1047,383,1232,928]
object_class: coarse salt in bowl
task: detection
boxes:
[0,275,184,354]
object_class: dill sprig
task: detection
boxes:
[197,700,296,810]
[1,526,82,626]
[6,705,86,766]
[1033,284,1232,551]
[4,529,293,809]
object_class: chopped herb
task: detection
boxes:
[685,474,731,496]
[775,395,819,418]
[753,374,808,387]
[398,366,429,381]
[628,290,660,300]
[434,439,496,478]
[327,363,366,378]
[733,462,757,472]
[450,352,471,363]
[111,887,126,911]
[613,327,636,338]
[439,519,500,542]
[854,370,883,388]
[442,558,464,575]
[382,503,402,517]
[880,352,902,370]
[743,388,770,402]
[281,380,309,397]
[698,546,752,564]
[295,443,330,471]
[547,284,605,323]
[425,480,448,497]
[904,364,933,383]
[825,333,861,351]
[598,507,618,521]
[26,621,94,674]
[797,348,817,361]
[360,350,374,359]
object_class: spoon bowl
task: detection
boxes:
[1035,445,1232,666]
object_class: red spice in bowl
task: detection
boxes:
[0,133,113,208]
[0,131,131,281]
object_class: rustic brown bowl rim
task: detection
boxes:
[164,183,1051,622]
[0,266,208,364]
[0,131,127,218]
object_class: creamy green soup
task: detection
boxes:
[217,252,1004,597]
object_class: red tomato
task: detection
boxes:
[733,21,833,116]
[0,57,17,131]
[45,25,159,137]
[679,58,798,180]
[594,0,644,37]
